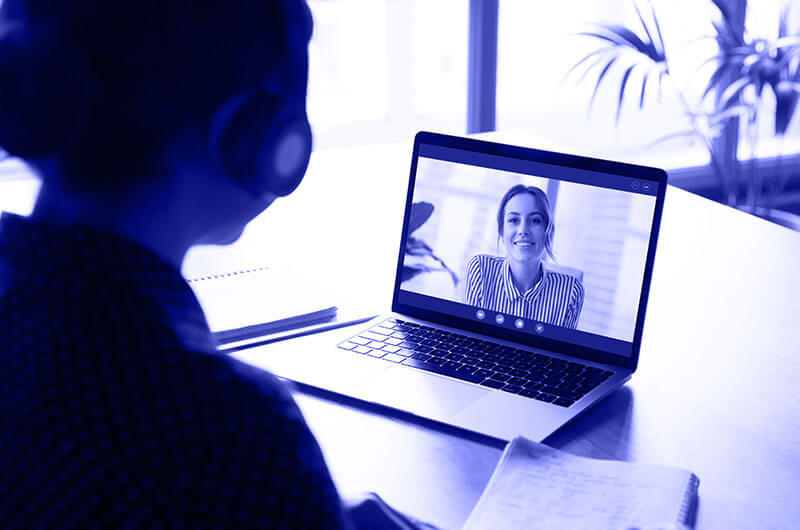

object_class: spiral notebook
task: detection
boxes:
[464,436,699,530]
[187,266,352,346]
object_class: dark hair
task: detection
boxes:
[496,184,555,261]
[0,0,310,190]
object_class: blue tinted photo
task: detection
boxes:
[401,156,657,342]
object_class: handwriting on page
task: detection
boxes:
[463,437,694,530]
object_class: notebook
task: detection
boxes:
[464,436,699,530]
[187,267,338,344]
[231,131,667,442]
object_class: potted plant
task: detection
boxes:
[567,0,800,228]
[401,201,458,284]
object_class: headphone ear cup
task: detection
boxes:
[212,92,312,198]
[255,114,312,197]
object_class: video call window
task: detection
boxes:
[400,156,657,346]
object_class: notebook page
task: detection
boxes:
[463,436,699,530]
[188,267,337,335]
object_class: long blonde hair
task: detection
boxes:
[495,184,555,261]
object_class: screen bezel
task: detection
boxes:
[390,131,667,372]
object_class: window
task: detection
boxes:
[306,0,469,149]
[495,0,800,169]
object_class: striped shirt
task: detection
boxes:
[465,254,584,329]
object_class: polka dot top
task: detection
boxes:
[0,213,346,529]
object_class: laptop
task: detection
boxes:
[232,131,667,442]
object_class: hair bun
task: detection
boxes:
[0,22,97,159]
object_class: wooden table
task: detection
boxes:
[200,140,800,530]
[6,139,800,529]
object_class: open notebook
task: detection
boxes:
[464,436,699,530]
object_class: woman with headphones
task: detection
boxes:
[0,1,432,528]
[465,184,584,329]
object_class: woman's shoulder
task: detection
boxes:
[468,254,505,268]
[544,269,585,293]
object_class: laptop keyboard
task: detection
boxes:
[338,318,614,408]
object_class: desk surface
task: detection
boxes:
[5,139,800,529]
[199,140,800,530]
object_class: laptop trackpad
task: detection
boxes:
[357,366,489,420]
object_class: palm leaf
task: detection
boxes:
[685,34,719,47]
[562,46,616,85]
[702,61,733,101]
[633,1,661,56]
[741,54,760,70]
[770,35,800,54]
[711,18,745,48]
[574,53,610,84]
[719,75,751,109]
[778,5,789,39]
[728,45,755,56]
[588,55,620,109]
[639,70,649,108]
[606,24,658,58]
[400,264,435,282]
[778,81,800,92]
[407,202,434,234]
[616,64,637,122]
[775,81,799,135]
[775,45,800,70]
[711,20,727,40]
[406,236,433,256]
[650,1,667,59]
[646,129,700,149]
[773,36,800,51]
[569,0,673,122]
[700,50,750,102]
[709,103,753,125]
[581,23,663,62]
[708,48,750,62]
[577,29,643,55]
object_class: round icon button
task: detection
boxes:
[642,182,651,191]
[631,181,641,190]
[495,314,505,324]
[534,323,544,334]
[515,319,525,329]
[476,309,485,320]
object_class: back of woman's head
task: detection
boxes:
[0,0,309,190]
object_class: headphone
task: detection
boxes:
[210,0,314,200]
[208,73,313,199]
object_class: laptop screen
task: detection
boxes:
[393,133,665,363]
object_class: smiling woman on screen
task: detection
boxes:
[465,184,584,329]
